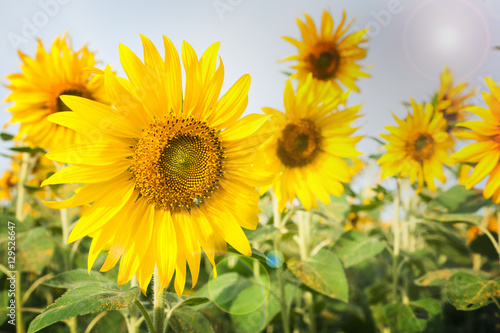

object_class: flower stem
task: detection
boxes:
[135,300,155,333]
[271,190,281,229]
[61,207,70,246]
[392,178,401,302]
[271,191,290,333]
[15,153,30,333]
[298,210,316,333]
[153,267,165,333]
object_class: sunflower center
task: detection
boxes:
[308,47,340,80]
[409,134,435,163]
[131,117,223,212]
[53,86,92,112]
[277,119,321,167]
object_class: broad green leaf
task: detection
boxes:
[332,229,385,267]
[410,298,443,333]
[415,269,489,287]
[43,269,117,289]
[169,307,215,333]
[384,304,427,333]
[246,225,279,242]
[411,298,442,318]
[430,185,491,214]
[288,249,348,302]
[231,283,298,333]
[195,273,252,312]
[17,227,55,274]
[228,284,269,315]
[27,286,140,333]
[444,272,500,311]
[317,194,350,222]
[424,213,482,226]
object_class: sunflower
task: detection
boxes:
[435,67,476,132]
[0,170,18,200]
[5,34,108,150]
[259,75,362,211]
[378,100,454,192]
[453,78,500,202]
[42,35,272,296]
[282,10,369,92]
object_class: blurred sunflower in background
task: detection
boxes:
[259,75,362,211]
[453,78,500,202]
[435,67,476,133]
[378,100,455,192]
[5,34,108,150]
[42,35,272,296]
[282,10,369,92]
[0,170,18,200]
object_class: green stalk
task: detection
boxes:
[153,267,166,333]
[298,210,316,333]
[15,153,30,333]
[134,300,155,333]
[392,178,401,302]
[271,191,290,333]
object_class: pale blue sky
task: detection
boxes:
[1,0,499,173]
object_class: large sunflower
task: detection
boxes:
[42,35,272,296]
[260,76,362,211]
[378,100,454,191]
[453,78,500,202]
[282,10,369,92]
[435,67,476,132]
[5,34,108,150]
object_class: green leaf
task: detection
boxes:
[169,307,215,333]
[222,246,269,266]
[43,269,117,289]
[444,272,500,311]
[317,194,350,222]
[16,227,55,274]
[424,213,482,226]
[430,185,491,214]
[384,303,427,333]
[410,298,444,333]
[164,292,210,314]
[332,229,385,267]
[228,284,269,315]
[415,269,489,287]
[23,185,44,193]
[0,132,14,141]
[231,283,298,333]
[195,273,252,312]
[288,249,348,302]
[27,286,141,333]
[246,225,279,242]
[10,146,46,154]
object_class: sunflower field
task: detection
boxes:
[1,1,500,332]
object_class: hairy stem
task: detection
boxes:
[153,267,165,333]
